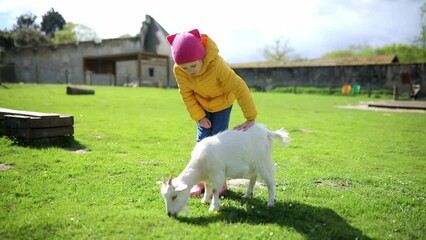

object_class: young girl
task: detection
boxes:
[167,29,257,196]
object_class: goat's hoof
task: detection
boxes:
[267,202,275,208]
[242,193,253,199]
[267,199,276,208]
[209,206,220,212]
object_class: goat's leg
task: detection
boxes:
[243,175,257,198]
[259,158,276,207]
[209,188,220,211]
[209,178,225,211]
[262,174,276,207]
[202,183,211,204]
[265,178,276,207]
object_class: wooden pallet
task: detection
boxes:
[0,108,74,140]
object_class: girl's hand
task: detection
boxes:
[198,117,212,129]
[233,120,255,131]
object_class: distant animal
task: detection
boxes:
[161,123,290,217]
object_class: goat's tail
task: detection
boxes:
[268,128,291,147]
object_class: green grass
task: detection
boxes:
[0,83,425,239]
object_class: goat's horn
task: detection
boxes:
[162,175,166,184]
[168,173,173,185]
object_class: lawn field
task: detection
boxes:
[0,84,425,239]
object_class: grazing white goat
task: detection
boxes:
[161,123,290,217]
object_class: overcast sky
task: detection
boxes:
[0,0,423,63]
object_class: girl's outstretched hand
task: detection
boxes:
[233,120,255,131]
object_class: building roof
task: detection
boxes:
[229,54,399,69]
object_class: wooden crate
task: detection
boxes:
[0,108,74,140]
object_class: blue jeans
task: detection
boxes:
[196,105,233,142]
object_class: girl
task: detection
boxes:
[167,29,257,196]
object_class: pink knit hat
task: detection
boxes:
[167,29,205,64]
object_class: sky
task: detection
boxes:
[0,0,423,63]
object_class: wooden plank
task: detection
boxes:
[0,108,61,119]
[4,115,39,130]
[5,126,74,139]
[4,115,73,129]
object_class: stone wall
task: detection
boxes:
[2,38,142,84]
[233,63,426,97]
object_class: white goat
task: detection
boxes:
[161,123,290,217]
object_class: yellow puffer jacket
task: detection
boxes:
[173,34,257,122]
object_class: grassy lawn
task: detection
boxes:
[0,84,425,239]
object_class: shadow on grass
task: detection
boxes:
[178,190,372,240]
[9,136,86,150]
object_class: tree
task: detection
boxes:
[414,2,426,58]
[0,31,14,50]
[321,50,354,59]
[73,23,98,42]
[10,12,51,47]
[263,37,294,61]
[41,8,66,38]
[349,44,375,56]
[321,44,426,63]
[322,44,374,59]
[53,22,76,44]
[11,28,51,47]
[53,22,99,44]
[376,44,425,63]
[13,12,39,30]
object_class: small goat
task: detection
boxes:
[161,123,290,217]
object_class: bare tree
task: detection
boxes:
[263,37,294,62]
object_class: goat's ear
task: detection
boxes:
[175,183,188,192]
[168,173,173,185]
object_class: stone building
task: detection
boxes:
[1,15,175,87]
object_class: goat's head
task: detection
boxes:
[161,174,190,217]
